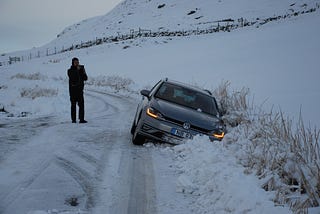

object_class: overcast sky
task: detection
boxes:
[0,0,122,54]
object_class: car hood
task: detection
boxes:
[152,98,221,131]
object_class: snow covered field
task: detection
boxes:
[0,0,320,213]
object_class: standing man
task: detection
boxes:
[68,57,88,123]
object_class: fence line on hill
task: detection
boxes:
[1,4,319,67]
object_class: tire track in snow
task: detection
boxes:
[50,90,127,210]
[70,148,99,168]
[55,156,96,209]
[85,89,120,120]
[92,133,157,214]
[127,146,157,214]
[88,90,158,214]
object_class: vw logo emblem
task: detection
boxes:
[183,122,191,130]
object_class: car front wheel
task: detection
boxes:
[132,132,145,145]
[130,122,136,135]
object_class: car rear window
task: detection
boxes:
[155,82,218,116]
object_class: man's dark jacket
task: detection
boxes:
[68,65,88,100]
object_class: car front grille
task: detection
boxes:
[163,115,209,134]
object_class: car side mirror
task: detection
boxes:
[140,89,150,98]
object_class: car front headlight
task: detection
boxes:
[208,131,225,141]
[212,132,225,139]
[209,123,225,140]
[146,107,164,120]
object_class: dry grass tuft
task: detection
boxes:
[213,81,320,212]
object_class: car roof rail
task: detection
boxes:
[161,78,213,96]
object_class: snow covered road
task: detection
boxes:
[1,83,317,214]
[0,90,188,214]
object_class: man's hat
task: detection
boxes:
[72,57,79,65]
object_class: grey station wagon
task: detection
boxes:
[131,79,225,145]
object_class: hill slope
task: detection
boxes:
[47,0,319,50]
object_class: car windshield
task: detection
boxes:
[155,82,218,116]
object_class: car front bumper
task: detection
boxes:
[137,116,223,145]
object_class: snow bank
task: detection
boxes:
[171,136,290,213]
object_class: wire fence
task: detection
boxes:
[1,4,319,67]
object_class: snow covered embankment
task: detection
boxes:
[170,82,320,213]
[173,136,290,214]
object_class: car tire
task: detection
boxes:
[132,130,145,145]
[130,122,136,135]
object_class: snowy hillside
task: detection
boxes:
[1,0,319,61]
[50,0,319,48]
[0,0,320,213]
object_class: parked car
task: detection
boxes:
[131,78,225,145]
